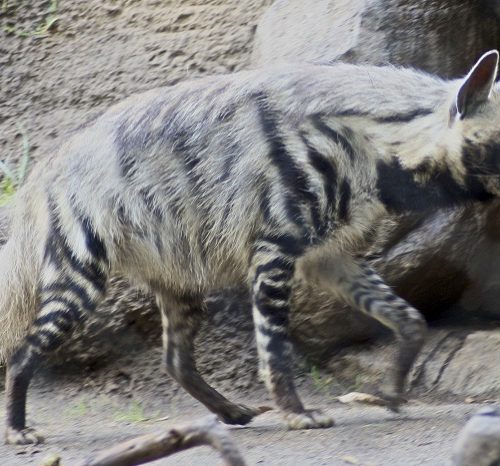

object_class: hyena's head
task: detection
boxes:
[449,49,500,195]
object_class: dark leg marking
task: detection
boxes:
[159,294,266,425]
[251,236,334,429]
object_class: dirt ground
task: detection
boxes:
[0,1,496,465]
[0,353,488,466]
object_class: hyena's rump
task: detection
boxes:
[2,51,500,444]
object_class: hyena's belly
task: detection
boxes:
[112,222,251,294]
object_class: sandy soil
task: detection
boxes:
[0,367,482,466]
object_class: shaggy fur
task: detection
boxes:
[2,52,500,443]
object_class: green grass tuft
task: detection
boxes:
[0,124,31,206]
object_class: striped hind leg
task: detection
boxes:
[5,208,108,445]
[158,292,265,425]
[303,253,427,410]
[251,236,334,429]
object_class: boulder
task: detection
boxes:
[252,0,500,78]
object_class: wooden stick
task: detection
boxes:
[76,415,246,466]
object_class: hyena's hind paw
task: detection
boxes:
[285,409,334,430]
[5,427,44,445]
[218,404,272,425]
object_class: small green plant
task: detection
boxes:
[310,365,334,392]
[3,24,30,38]
[65,398,90,417]
[0,125,30,206]
[113,400,152,424]
[34,0,59,37]
[3,0,59,38]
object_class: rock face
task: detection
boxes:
[436,331,500,397]
[252,0,500,78]
[452,407,500,466]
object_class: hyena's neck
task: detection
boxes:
[336,109,494,214]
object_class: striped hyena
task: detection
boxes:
[2,50,499,444]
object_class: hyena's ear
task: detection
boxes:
[451,50,499,121]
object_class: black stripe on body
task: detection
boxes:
[139,186,163,221]
[115,104,161,180]
[44,199,107,292]
[376,157,493,213]
[216,140,239,184]
[311,114,356,162]
[76,214,108,263]
[259,184,272,223]
[301,133,338,236]
[332,107,433,123]
[303,137,338,207]
[372,108,434,124]
[461,137,500,202]
[254,92,320,238]
[338,178,352,222]
[170,128,204,189]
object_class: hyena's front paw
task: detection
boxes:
[5,427,44,445]
[219,404,272,425]
[285,409,334,430]
[379,390,408,413]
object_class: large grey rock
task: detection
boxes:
[437,331,500,397]
[452,407,500,466]
[252,0,500,78]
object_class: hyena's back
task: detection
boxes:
[33,65,432,293]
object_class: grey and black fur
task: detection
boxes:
[2,50,500,444]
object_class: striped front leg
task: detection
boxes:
[302,252,427,411]
[251,234,333,429]
[347,263,427,409]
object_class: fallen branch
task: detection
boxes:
[76,415,246,466]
